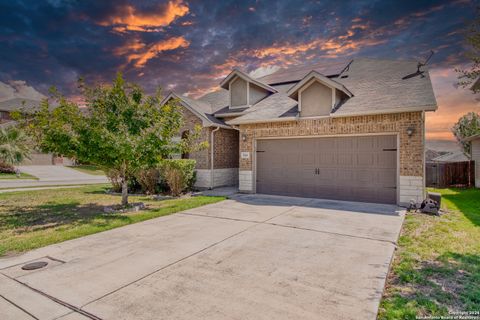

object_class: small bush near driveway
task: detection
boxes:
[0,184,224,257]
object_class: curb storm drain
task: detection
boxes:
[22,261,48,270]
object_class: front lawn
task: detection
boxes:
[68,165,105,175]
[379,188,480,319]
[0,185,224,257]
[0,172,38,180]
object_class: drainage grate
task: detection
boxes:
[22,261,48,270]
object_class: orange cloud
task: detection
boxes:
[115,36,189,68]
[99,1,189,32]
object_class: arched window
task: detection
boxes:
[181,130,190,159]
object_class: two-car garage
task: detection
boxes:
[255,135,398,204]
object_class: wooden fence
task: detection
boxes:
[426,161,475,188]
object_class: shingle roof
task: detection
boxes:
[227,93,298,125]
[197,89,229,113]
[331,58,437,116]
[0,98,42,112]
[176,57,438,127]
[161,92,230,128]
[256,60,349,85]
[431,151,469,162]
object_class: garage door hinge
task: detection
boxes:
[256,150,265,153]
[382,148,397,151]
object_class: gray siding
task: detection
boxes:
[300,81,332,117]
[230,77,247,107]
[249,83,269,105]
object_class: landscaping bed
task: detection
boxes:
[379,188,480,319]
[0,184,224,257]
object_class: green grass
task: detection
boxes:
[68,165,105,175]
[0,172,38,180]
[0,185,225,256]
[379,188,480,319]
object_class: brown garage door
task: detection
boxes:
[256,135,397,204]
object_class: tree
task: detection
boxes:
[457,7,480,93]
[20,73,185,206]
[0,126,31,166]
[452,112,480,155]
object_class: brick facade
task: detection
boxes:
[213,128,239,169]
[178,105,239,188]
[239,112,424,176]
[238,112,425,204]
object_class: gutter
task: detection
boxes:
[210,126,220,189]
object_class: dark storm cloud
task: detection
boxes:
[0,0,475,98]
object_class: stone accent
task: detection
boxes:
[239,170,254,192]
[195,168,239,189]
[399,176,424,205]
[238,112,425,204]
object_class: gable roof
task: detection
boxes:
[161,92,230,128]
[287,70,353,100]
[224,58,437,124]
[219,69,278,93]
[173,57,438,126]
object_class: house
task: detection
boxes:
[162,58,438,205]
[463,133,480,188]
[430,151,469,163]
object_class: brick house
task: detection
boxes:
[162,58,437,205]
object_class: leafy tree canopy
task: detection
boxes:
[17,73,196,205]
[457,7,480,93]
[452,112,480,155]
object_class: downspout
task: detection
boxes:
[210,126,220,189]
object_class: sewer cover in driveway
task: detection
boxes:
[22,261,48,270]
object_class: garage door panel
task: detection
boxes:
[256,136,397,204]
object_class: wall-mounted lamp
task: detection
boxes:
[406,126,415,137]
[241,133,247,142]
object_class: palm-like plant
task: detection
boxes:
[0,126,31,165]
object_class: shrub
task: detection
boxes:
[159,159,196,196]
[105,168,123,193]
[0,161,15,173]
[135,168,160,195]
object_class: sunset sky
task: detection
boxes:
[1,0,478,142]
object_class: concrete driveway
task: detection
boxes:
[0,166,108,189]
[0,194,405,320]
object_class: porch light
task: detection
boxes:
[242,133,247,142]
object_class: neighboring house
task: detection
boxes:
[163,58,438,205]
[430,151,469,163]
[463,133,480,188]
[0,81,73,166]
[425,149,442,162]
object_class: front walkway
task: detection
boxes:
[0,194,405,320]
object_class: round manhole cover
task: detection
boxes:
[22,261,48,270]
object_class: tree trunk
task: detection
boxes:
[121,177,128,206]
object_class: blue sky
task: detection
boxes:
[0,0,478,140]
